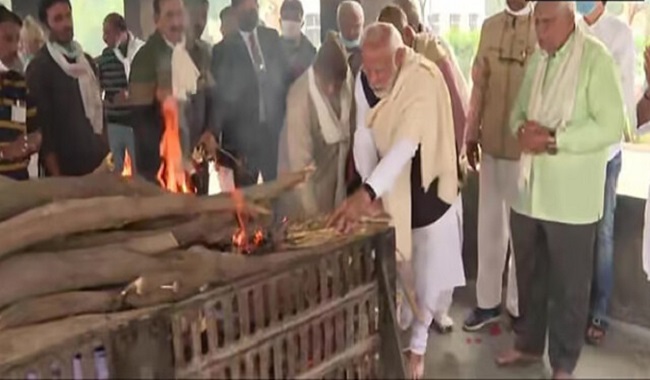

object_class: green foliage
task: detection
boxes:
[443,28,480,80]
[71,0,124,57]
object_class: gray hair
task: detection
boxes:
[20,16,45,47]
[361,22,403,53]
[337,0,364,27]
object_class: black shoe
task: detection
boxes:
[463,307,501,332]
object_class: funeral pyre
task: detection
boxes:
[0,166,353,331]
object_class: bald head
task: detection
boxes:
[378,4,418,47]
[337,0,364,46]
[361,22,406,98]
[534,1,576,54]
[393,0,421,31]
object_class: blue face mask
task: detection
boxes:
[341,37,360,50]
[576,1,596,15]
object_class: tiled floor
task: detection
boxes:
[422,285,650,379]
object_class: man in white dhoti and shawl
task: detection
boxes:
[277,33,353,219]
[496,3,625,379]
[329,23,465,380]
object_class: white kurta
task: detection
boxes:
[577,13,636,160]
[409,196,465,355]
[353,70,466,353]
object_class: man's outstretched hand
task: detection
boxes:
[327,188,383,234]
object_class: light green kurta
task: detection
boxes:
[509,32,626,225]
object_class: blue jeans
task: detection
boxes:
[590,151,622,325]
[107,123,137,174]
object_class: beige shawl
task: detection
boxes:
[519,29,586,190]
[367,49,458,262]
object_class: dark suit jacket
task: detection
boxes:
[212,27,290,184]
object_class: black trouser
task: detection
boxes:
[510,211,597,374]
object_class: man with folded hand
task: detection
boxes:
[496,3,625,378]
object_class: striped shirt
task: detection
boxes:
[97,46,131,126]
[0,70,37,180]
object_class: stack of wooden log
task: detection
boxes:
[0,170,310,331]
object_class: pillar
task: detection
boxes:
[319,0,343,42]
[124,0,155,40]
[12,0,39,19]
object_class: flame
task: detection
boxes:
[121,150,133,177]
[157,98,193,193]
[230,189,265,253]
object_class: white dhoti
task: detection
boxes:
[476,154,519,315]
[643,188,650,281]
[401,196,466,355]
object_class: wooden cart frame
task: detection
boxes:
[0,229,407,379]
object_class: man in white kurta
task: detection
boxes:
[329,23,465,379]
[576,0,635,345]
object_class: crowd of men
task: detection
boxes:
[0,0,647,378]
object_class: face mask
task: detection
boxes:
[281,20,302,40]
[239,9,259,32]
[575,1,596,15]
[341,36,360,50]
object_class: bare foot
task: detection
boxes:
[406,350,424,379]
[495,348,541,367]
[553,370,574,379]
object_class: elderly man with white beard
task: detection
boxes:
[328,22,465,380]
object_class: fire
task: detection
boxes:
[230,189,265,254]
[157,98,193,193]
[121,151,133,177]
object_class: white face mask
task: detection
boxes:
[281,20,302,40]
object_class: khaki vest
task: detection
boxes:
[474,11,536,160]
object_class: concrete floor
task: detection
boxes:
[422,284,650,379]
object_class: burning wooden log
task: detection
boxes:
[0,168,322,331]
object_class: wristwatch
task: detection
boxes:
[362,183,377,202]
[547,129,558,155]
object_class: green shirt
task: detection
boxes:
[509,32,626,224]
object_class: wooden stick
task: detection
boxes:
[0,169,309,258]
[0,173,163,222]
[0,218,235,309]
[395,248,424,324]
[0,290,122,330]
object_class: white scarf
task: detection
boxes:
[47,41,103,134]
[307,66,353,205]
[113,32,144,79]
[166,37,200,102]
[505,2,532,16]
[307,67,352,144]
[519,29,586,190]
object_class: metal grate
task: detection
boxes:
[172,242,380,379]
[0,231,405,379]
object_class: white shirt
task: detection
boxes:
[578,13,636,160]
[352,73,418,198]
